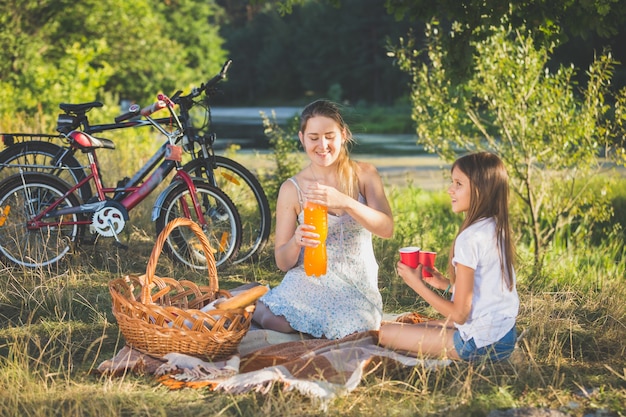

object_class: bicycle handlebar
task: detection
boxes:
[114,104,141,123]
[157,94,175,108]
[114,98,171,123]
[202,59,232,94]
[172,59,233,107]
[140,100,168,117]
[113,59,232,124]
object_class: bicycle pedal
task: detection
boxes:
[113,241,129,250]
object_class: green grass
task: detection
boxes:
[1,181,625,417]
[0,125,625,415]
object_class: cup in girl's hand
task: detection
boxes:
[399,247,420,268]
[419,251,437,277]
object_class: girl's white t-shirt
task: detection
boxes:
[452,217,519,348]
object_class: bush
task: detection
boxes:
[394,20,626,274]
[257,110,303,213]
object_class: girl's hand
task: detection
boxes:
[396,261,426,292]
[422,266,449,291]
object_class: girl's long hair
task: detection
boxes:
[299,99,359,199]
[448,152,515,290]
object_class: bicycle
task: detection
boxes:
[0,60,271,264]
[0,132,93,201]
[0,93,242,270]
[0,103,153,202]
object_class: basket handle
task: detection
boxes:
[141,217,219,304]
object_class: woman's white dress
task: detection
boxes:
[260,178,383,339]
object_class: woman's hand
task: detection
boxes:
[303,182,344,210]
[298,224,319,247]
[303,163,394,240]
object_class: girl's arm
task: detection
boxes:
[397,262,474,324]
[422,266,451,291]
[304,162,394,239]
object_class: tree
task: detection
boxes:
[0,1,113,116]
[0,0,227,117]
[393,20,626,273]
[260,0,626,83]
[264,0,626,41]
[385,0,626,39]
[218,0,413,105]
[154,0,228,95]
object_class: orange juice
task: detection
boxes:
[303,202,328,277]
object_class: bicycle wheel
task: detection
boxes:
[0,173,83,268]
[155,180,242,270]
[0,141,92,201]
[182,155,271,264]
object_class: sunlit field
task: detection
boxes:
[0,133,624,416]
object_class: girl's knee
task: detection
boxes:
[378,323,400,346]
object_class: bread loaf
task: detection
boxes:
[215,285,268,310]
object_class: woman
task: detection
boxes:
[253,99,394,339]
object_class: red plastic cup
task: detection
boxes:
[399,247,420,268]
[419,251,437,277]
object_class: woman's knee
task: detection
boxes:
[253,302,294,333]
[252,301,268,325]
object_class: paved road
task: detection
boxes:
[211,106,428,156]
[211,106,301,124]
[211,106,450,190]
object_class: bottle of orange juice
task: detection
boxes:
[303,201,328,277]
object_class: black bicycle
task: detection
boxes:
[0,92,242,270]
[0,60,271,264]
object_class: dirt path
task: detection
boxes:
[235,151,626,192]
[358,154,451,190]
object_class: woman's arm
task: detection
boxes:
[304,162,394,239]
[274,180,310,272]
[397,262,474,324]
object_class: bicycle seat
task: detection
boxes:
[59,102,104,114]
[68,131,115,151]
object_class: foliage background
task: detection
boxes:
[0,0,625,415]
[2,0,626,117]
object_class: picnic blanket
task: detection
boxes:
[97,316,451,409]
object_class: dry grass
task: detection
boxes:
[0,213,624,417]
[0,144,624,416]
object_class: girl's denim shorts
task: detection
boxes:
[453,326,517,362]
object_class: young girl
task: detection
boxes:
[378,152,519,361]
[253,99,394,340]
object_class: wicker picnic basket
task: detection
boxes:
[109,217,255,361]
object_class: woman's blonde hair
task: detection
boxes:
[448,152,516,291]
[299,99,359,199]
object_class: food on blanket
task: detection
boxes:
[158,376,219,390]
[215,285,269,310]
[155,353,240,378]
[96,345,165,376]
[303,202,328,277]
[394,312,432,324]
